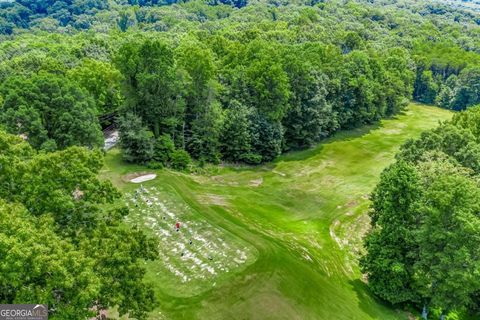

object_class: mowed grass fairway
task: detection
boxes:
[101,104,452,320]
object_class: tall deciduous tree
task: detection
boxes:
[364,107,480,317]
[118,112,154,164]
[116,39,184,140]
[0,201,100,320]
[361,161,421,304]
[0,130,158,319]
[177,39,222,163]
[414,160,480,316]
[220,100,253,163]
[450,67,480,110]
[68,59,124,116]
[282,55,336,149]
[0,73,103,151]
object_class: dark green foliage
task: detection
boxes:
[0,0,459,166]
[336,51,386,127]
[451,105,480,139]
[361,161,421,304]
[117,10,136,32]
[363,107,480,317]
[450,67,480,110]
[177,41,222,164]
[250,113,283,163]
[187,102,223,164]
[413,161,480,313]
[153,134,176,165]
[170,149,192,170]
[118,111,193,170]
[382,48,415,115]
[5,0,109,30]
[0,73,103,151]
[68,59,123,116]
[283,67,336,149]
[397,124,480,173]
[116,39,184,139]
[220,101,253,163]
[244,53,291,122]
[0,17,14,34]
[0,201,100,319]
[436,75,457,109]
[241,153,262,165]
[341,31,364,54]
[4,0,480,318]
[414,70,439,104]
[412,43,480,108]
[212,0,247,8]
[0,130,158,319]
[118,113,154,164]
[147,161,165,169]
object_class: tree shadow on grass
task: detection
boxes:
[274,122,383,164]
[218,121,383,174]
[348,279,407,320]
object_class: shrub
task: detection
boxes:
[170,149,192,170]
[153,134,175,165]
[241,153,262,165]
[147,161,164,169]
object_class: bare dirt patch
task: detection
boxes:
[197,194,229,207]
[272,170,287,177]
[382,128,402,135]
[329,219,343,248]
[249,178,263,187]
[346,200,359,208]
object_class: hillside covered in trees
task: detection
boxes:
[1,0,480,319]
[1,0,480,166]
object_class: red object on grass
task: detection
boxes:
[175,222,181,229]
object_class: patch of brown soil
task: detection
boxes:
[197,194,229,207]
[249,178,263,187]
[346,199,359,208]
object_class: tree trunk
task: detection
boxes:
[422,305,428,320]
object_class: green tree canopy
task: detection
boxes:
[0,73,103,151]
[0,130,158,319]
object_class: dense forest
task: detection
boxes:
[1,0,480,319]
[1,0,480,166]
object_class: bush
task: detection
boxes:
[146,161,164,169]
[153,134,175,165]
[241,153,262,165]
[170,149,192,170]
[40,139,58,152]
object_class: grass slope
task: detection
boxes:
[101,103,452,320]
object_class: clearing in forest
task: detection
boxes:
[102,103,452,320]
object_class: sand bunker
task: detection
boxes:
[130,174,157,183]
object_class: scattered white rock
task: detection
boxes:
[124,186,252,284]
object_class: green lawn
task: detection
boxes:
[101,103,452,320]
